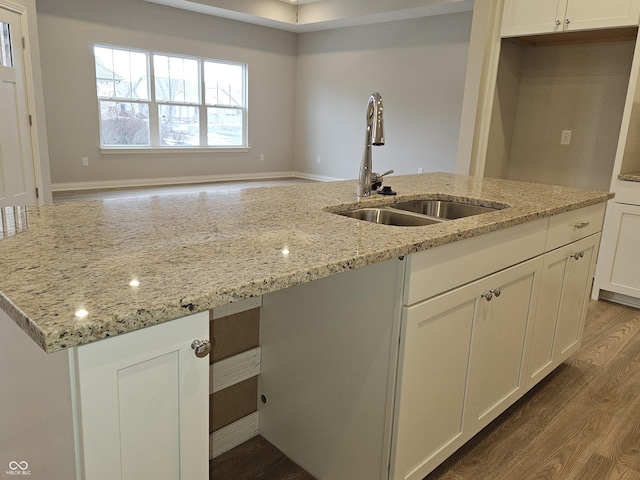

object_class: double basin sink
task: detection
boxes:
[335,200,505,226]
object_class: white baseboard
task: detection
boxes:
[294,171,345,182]
[51,171,345,192]
[598,290,640,309]
[211,411,260,459]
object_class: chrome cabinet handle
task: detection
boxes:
[574,222,590,229]
[191,339,211,358]
[570,251,585,260]
[565,18,571,25]
[481,288,501,301]
[556,19,562,25]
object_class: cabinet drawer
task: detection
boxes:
[545,203,605,251]
[404,218,547,305]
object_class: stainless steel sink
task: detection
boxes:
[391,200,500,219]
[332,199,506,227]
[336,207,443,226]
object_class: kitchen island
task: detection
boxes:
[0,173,612,479]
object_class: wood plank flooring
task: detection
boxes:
[211,300,640,480]
[426,299,640,480]
[52,177,315,203]
[210,435,316,480]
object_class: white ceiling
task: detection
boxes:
[276,0,326,4]
[142,0,474,33]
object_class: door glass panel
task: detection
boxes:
[0,21,12,68]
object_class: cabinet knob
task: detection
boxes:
[191,339,211,358]
[481,291,493,301]
[492,288,501,297]
[570,251,585,260]
[565,18,571,25]
[556,19,562,26]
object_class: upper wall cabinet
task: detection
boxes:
[502,0,640,37]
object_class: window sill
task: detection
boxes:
[100,147,251,155]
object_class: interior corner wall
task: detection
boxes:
[35,0,297,188]
[293,12,473,181]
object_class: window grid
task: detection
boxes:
[95,45,247,149]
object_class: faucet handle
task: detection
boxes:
[370,170,394,190]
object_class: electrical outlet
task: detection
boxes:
[418,168,423,174]
[260,153,265,162]
[82,157,89,167]
[316,156,321,164]
[561,130,572,145]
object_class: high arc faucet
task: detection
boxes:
[357,92,386,200]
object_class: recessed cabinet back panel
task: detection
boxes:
[486,37,634,191]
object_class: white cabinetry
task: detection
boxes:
[595,202,640,300]
[71,311,210,480]
[502,0,640,37]
[464,258,541,432]
[390,204,605,480]
[525,233,600,387]
[393,257,542,480]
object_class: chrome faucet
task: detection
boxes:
[357,92,385,200]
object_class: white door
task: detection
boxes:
[0,6,36,207]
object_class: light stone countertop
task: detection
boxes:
[619,172,640,182]
[0,173,613,353]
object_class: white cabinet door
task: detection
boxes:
[525,234,600,389]
[392,256,542,480]
[502,0,640,37]
[502,0,566,36]
[565,0,640,31]
[392,290,475,480]
[552,234,599,361]
[71,311,210,480]
[599,202,640,299]
[464,256,542,434]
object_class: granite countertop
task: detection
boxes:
[619,172,640,182]
[0,173,613,353]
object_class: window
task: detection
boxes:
[0,22,13,68]
[94,45,247,149]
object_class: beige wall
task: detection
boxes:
[293,12,473,180]
[503,39,635,191]
[36,0,297,188]
[36,1,473,188]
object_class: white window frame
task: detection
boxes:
[94,44,249,154]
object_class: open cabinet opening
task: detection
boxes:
[485,28,637,191]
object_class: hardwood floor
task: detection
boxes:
[52,177,315,203]
[210,435,316,480]
[211,300,640,480]
[426,299,640,480]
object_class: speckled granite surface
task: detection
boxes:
[0,173,613,353]
[619,172,640,182]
